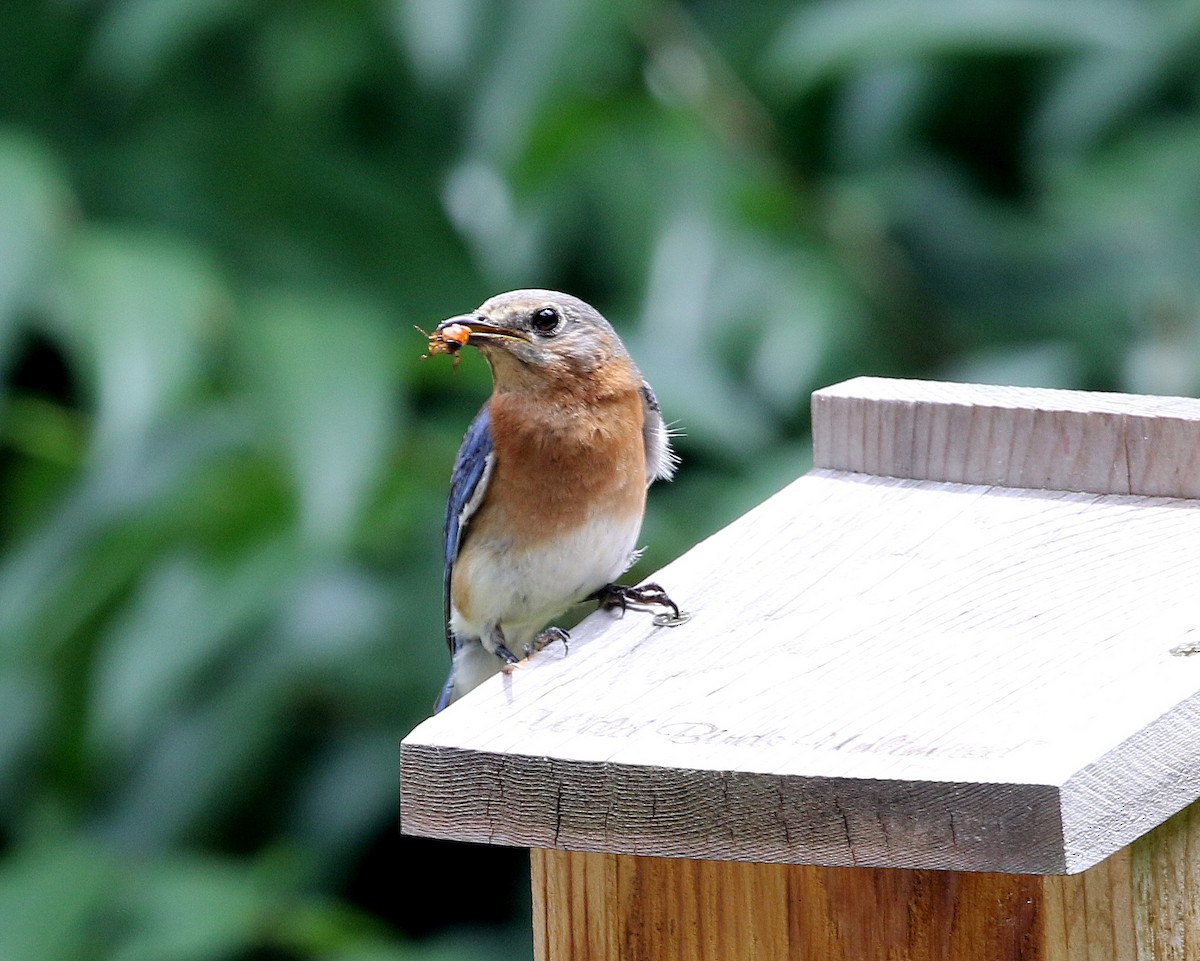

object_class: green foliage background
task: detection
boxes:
[2,0,1199,958]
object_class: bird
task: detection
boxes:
[429,289,680,712]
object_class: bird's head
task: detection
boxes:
[435,289,627,390]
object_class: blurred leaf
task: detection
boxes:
[88,0,250,92]
[94,672,290,850]
[44,228,226,459]
[632,206,786,455]
[1030,2,1200,159]
[1123,332,1200,397]
[238,294,397,550]
[1046,124,1200,299]
[275,563,393,666]
[0,837,118,961]
[1048,120,1200,256]
[281,731,405,874]
[943,341,1083,387]
[113,852,290,961]
[89,542,299,760]
[280,898,530,961]
[0,408,249,653]
[0,667,52,817]
[1,396,87,551]
[465,0,623,164]
[389,0,483,87]
[764,0,1155,94]
[827,63,935,169]
[258,7,373,118]
[0,131,73,361]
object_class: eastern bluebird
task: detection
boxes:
[429,289,681,712]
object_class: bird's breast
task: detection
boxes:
[450,382,650,636]
[485,385,648,543]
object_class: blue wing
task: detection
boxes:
[442,404,495,651]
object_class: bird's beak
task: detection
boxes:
[436,314,529,345]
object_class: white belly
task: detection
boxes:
[450,510,643,653]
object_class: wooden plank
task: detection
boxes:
[532,848,619,961]
[1129,801,1200,960]
[812,377,1200,497]
[402,380,1200,872]
[1042,849,1135,960]
[533,854,1044,960]
[404,739,1068,870]
[531,798,1200,959]
[402,469,1200,872]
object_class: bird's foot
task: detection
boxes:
[590,582,689,626]
[524,626,570,659]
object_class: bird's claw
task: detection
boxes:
[591,581,683,620]
[496,642,521,673]
[523,626,570,659]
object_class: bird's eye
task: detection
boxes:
[530,306,561,335]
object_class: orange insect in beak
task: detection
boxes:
[416,322,472,369]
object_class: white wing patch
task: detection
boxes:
[456,451,495,544]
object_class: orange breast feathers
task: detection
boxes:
[483,381,649,547]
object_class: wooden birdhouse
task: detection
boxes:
[401,377,1200,960]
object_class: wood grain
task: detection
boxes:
[402,379,1200,873]
[1129,801,1200,960]
[532,797,1200,960]
[812,377,1200,497]
[533,850,1043,960]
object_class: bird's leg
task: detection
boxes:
[487,625,522,673]
[524,626,570,659]
[590,581,681,619]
